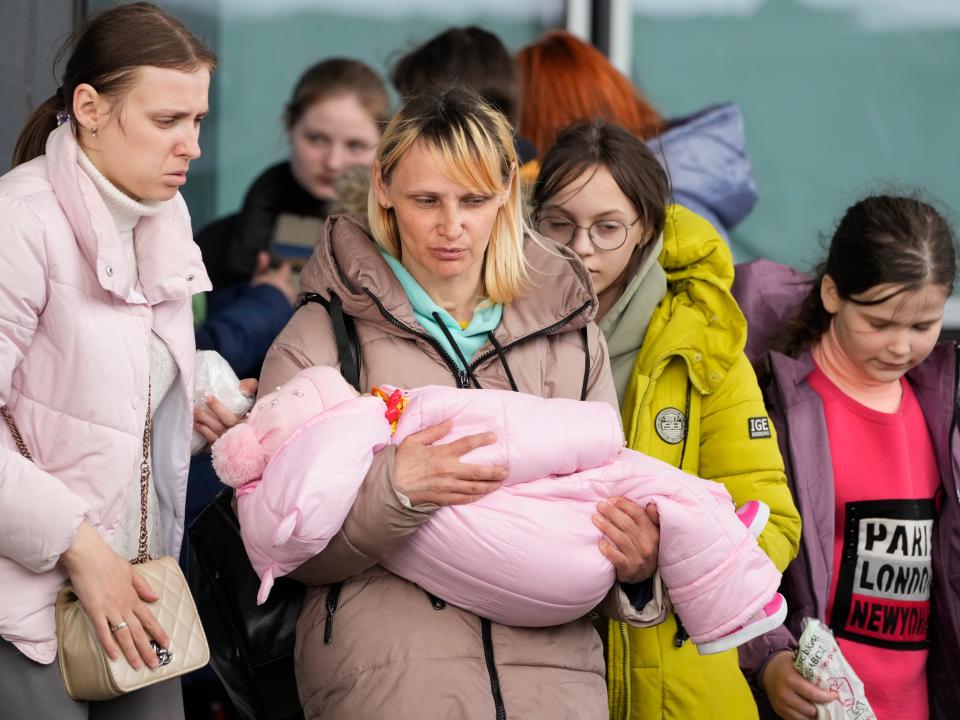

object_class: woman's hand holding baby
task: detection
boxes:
[393,420,508,507]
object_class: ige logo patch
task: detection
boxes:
[748,417,771,439]
[654,407,686,445]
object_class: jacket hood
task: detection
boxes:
[634,204,746,393]
[651,103,757,234]
[731,258,814,362]
[299,214,597,344]
[42,123,210,304]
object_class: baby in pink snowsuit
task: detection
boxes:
[213,366,786,654]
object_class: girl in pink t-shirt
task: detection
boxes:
[748,194,959,720]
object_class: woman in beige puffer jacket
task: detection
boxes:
[258,88,665,720]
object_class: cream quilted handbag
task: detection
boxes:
[3,386,210,700]
[55,556,210,700]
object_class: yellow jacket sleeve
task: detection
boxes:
[697,352,801,572]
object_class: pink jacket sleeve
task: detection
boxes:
[0,198,89,572]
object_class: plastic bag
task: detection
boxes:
[793,619,876,720]
[192,351,256,453]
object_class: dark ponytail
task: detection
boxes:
[12,93,64,168]
[776,194,957,357]
[11,2,216,168]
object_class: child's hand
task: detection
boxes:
[762,650,838,720]
[594,498,660,584]
[251,252,297,305]
[194,378,258,446]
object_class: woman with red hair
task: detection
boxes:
[517,30,757,242]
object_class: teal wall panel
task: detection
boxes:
[631,0,960,270]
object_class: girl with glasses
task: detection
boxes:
[532,120,801,720]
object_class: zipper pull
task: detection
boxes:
[458,369,469,388]
[673,614,689,648]
[324,582,343,645]
[426,591,446,610]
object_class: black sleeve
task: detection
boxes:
[621,578,654,610]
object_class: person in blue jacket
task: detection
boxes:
[194,253,296,380]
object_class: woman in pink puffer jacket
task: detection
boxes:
[215,366,786,654]
[0,5,220,718]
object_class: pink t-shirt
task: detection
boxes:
[809,366,940,719]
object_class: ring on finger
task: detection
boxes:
[109,621,128,633]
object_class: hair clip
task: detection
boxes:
[56,110,70,127]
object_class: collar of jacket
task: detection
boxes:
[895,343,958,497]
[299,213,598,347]
[44,124,210,305]
[631,204,747,394]
[770,343,955,411]
[771,342,959,493]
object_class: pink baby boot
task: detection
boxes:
[696,593,788,655]
[736,499,770,538]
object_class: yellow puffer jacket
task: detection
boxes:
[604,206,801,720]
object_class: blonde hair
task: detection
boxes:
[368,85,527,304]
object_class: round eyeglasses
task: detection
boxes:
[535,216,641,251]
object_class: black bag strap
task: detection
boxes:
[299,291,361,392]
[295,290,357,647]
[580,326,590,401]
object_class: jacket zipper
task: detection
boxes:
[466,301,592,374]
[323,582,342,644]
[481,618,507,720]
[366,290,590,718]
[426,592,446,610]
[365,290,591,389]
[364,290,470,387]
[614,352,674,720]
[629,352,673,443]
[619,621,632,720]
[626,352,695,655]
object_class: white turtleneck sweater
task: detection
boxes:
[78,151,175,560]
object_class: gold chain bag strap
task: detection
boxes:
[3,386,209,700]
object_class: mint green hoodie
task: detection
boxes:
[381,252,502,370]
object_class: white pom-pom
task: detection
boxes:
[211,424,268,488]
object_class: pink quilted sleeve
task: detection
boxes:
[393,386,623,484]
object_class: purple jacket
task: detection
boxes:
[733,260,960,719]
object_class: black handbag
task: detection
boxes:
[187,291,360,720]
